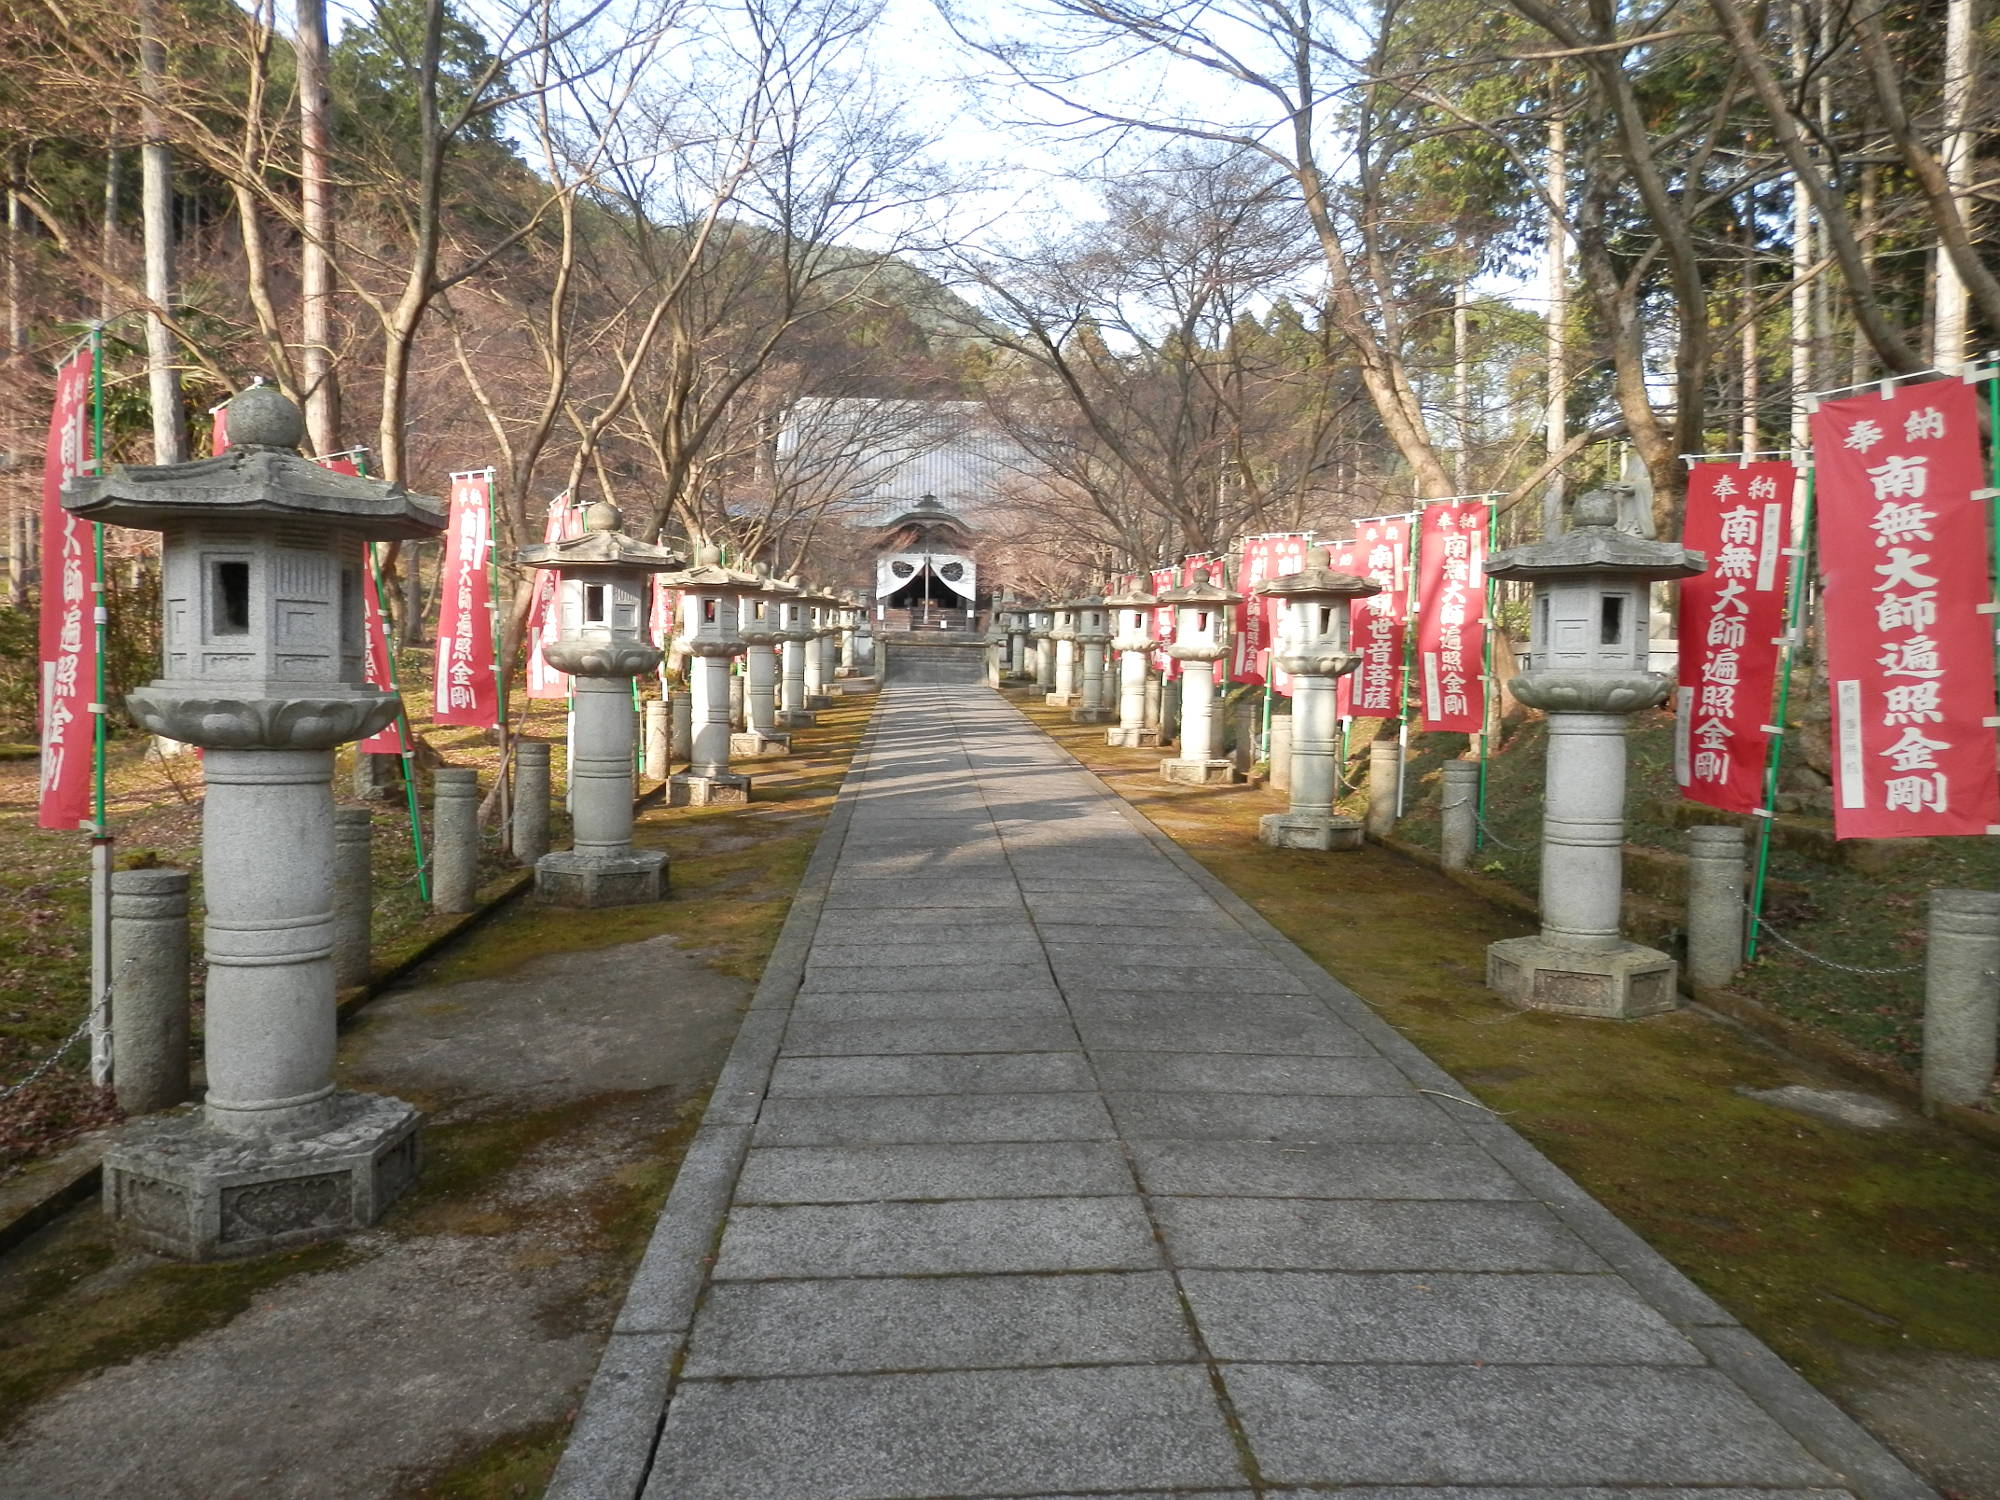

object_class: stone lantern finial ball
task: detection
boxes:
[698,542,722,566]
[225,383,305,450]
[583,498,622,532]
[1307,545,1331,571]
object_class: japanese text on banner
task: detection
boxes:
[1234,535,1312,691]
[1813,381,1998,837]
[1346,517,1410,718]
[1674,463,1794,813]
[432,471,500,728]
[1415,501,1489,733]
[525,494,580,700]
[37,348,96,831]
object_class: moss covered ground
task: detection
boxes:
[1016,693,2000,1405]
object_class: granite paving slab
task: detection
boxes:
[550,682,1935,1500]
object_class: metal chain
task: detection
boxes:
[1743,899,1922,976]
[0,1012,94,1104]
[1468,805,1528,853]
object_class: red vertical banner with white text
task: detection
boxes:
[1234,535,1312,691]
[433,471,500,727]
[37,348,96,830]
[1151,565,1178,677]
[1674,463,1794,813]
[1416,500,1489,732]
[525,494,578,700]
[1328,536,1363,716]
[1814,381,1998,837]
[1347,516,1410,719]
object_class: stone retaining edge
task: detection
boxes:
[1009,696,1940,1500]
[543,702,882,1500]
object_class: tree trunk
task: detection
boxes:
[139,0,185,463]
[1543,80,1567,536]
[296,0,341,454]
[100,147,119,320]
[1741,228,1759,455]
[1929,0,1975,370]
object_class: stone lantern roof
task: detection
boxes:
[1157,575,1235,607]
[1104,578,1158,609]
[756,568,801,599]
[1256,546,1382,602]
[1486,487,1705,583]
[665,544,766,594]
[517,499,683,573]
[791,581,847,609]
[1063,592,1107,612]
[63,384,443,540]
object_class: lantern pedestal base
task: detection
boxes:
[1044,691,1078,708]
[1159,757,1236,787]
[1071,706,1115,725]
[103,1090,420,1261]
[670,771,751,807]
[535,847,666,908]
[1258,812,1364,852]
[1484,935,1679,1020]
[777,710,817,729]
[806,694,835,710]
[730,730,792,759]
[1106,726,1161,748]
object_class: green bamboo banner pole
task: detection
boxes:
[354,449,429,902]
[1747,470,1815,960]
[1395,511,1418,817]
[1476,502,1498,851]
[87,324,112,1085]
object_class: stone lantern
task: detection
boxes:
[1158,574,1236,786]
[799,585,840,709]
[64,383,443,1259]
[776,579,816,728]
[1028,605,1056,694]
[1070,594,1114,724]
[997,597,1030,682]
[665,545,763,805]
[1045,602,1080,707]
[519,500,684,906]
[733,569,794,758]
[834,594,862,678]
[1483,484,1705,1018]
[1104,579,1160,747]
[1256,547,1380,850]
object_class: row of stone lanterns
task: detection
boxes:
[62,384,876,1260]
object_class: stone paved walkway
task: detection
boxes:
[549,682,1935,1500]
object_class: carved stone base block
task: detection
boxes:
[104,1090,420,1260]
[1044,692,1078,708]
[1258,812,1364,852]
[1485,935,1679,1020]
[670,771,752,807]
[1106,726,1162,749]
[1071,706,1115,725]
[777,710,817,729]
[730,730,793,759]
[806,694,835,710]
[535,848,667,908]
[835,667,861,678]
[1160,757,1236,787]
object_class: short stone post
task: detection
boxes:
[1232,699,1260,776]
[1144,672,1164,738]
[1366,741,1401,839]
[1269,714,1292,794]
[803,599,834,709]
[513,740,551,865]
[351,749,399,801]
[669,547,762,805]
[1161,676,1181,744]
[332,807,373,988]
[728,669,746,730]
[671,689,693,758]
[1923,889,2000,1110]
[734,579,793,757]
[644,699,670,781]
[778,588,816,728]
[432,767,480,914]
[1047,605,1079,707]
[109,866,190,1115]
[1685,826,1748,990]
[1440,759,1479,871]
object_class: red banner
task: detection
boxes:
[1328,536,1362,717]
[525,494,579,700]
[1151,565,1178,677]
[1416,500,1489,733]
[1346,516,1410,718]
[208,401,229,455]
[1233,534,1312,691]
[1674,463,1795,813]
[37,348,96,831]
[433,471,499,727]
[1814,381,1998,838]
